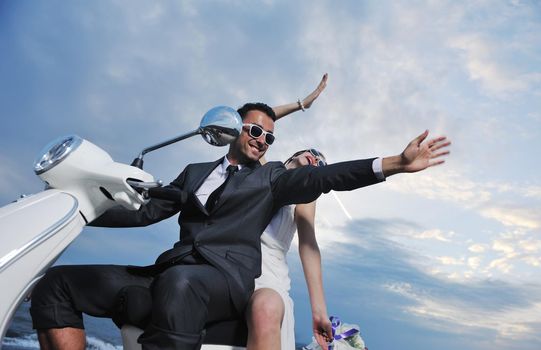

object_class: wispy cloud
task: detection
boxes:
[449,34,533,96]
[482,206,541,229]
[414,229,453,242]
[387,171,541,232]
[469,244,487,253]
[386,171,492,208]
[313,219,541,347]
[436,256,464,266]
[385,281,541,342]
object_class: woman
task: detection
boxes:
[246,74,332,349]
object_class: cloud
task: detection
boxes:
[481,231,541,278]
[414,229,453,242]
[292,219,541,349]
[386,171,492,208]
[449,34,531,95]
[386,171,541,237]
[386,281,541,341]
[481,207,541,229]
[523,186,541,199]
[468,256,482,269]
[311,218,541,346]
[485,182,541,200]
[469,244,487,253]
[312,196,538,284]
[519,238,541,253]
[492,239,516,255]
[522,256,541,267]
[488,256,514,274]
[437,256,464,266]
[445,0,541,99]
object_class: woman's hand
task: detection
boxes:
[302,73,328,109]
[273,73,329,120]
[312,312,333,349]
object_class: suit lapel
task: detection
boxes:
[190,157,224,216]
[210,162,260,214]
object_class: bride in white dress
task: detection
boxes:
[245,73,332,350]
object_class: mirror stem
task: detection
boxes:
[131,128,202,169]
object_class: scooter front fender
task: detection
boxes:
[0,190,85,342]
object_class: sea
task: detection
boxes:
[3,302,122,349]
[3,303,307,349]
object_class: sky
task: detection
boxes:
[1,1,540,349]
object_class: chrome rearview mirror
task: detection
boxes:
[131,106,242,169]
[199,106,242,146]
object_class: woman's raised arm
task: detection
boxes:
[273,73,328,120]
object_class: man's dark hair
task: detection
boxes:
[237,102,277,121]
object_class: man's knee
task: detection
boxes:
[30,266,84,329]
[151,266,211,315]
[112,285,152,329]
[32,266,69,305]
[154,267,205,296]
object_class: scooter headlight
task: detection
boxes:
[34,135,83,175]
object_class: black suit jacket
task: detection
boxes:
[91,157,382,312]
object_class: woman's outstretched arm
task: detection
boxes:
[273,73,328,120]
[296,201,332,349]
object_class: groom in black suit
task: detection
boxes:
[31,102,450,350]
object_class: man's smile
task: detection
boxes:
[248,141,265,152]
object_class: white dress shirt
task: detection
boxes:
[372,157,385,181]
[195,157,243,206]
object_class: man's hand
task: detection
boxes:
[312,313,333,349]
[383,130,451,177]
[401,130,450,172]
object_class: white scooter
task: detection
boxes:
[0,106,246,350]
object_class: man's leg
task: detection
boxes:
[138,264,236,350]
[31,265,152,350]
[37,327,85,350]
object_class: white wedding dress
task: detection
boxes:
[254,205,297,349]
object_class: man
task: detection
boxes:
[30,102,450,350]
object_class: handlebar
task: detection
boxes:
[126,179,163,199]
[127,179,184,203]
[126,179,163,189]
[146,187,185,203]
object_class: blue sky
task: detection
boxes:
[1,1,540,349]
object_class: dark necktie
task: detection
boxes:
[206,165,238,211]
